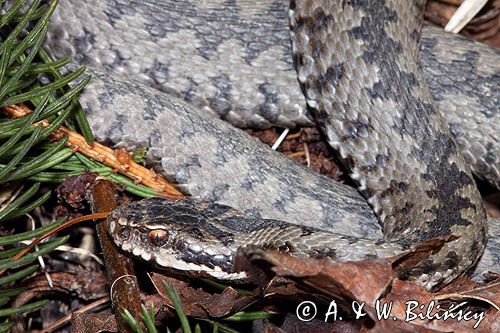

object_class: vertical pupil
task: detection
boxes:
[149,229,168,246]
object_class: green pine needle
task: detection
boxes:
[140,304,158,333]
[0,1,245,331]
[0,299,48,317]
[162,281,192,333]
[223,311,273,322]
[0,0,93,325]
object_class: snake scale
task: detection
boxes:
[45,0,500,289]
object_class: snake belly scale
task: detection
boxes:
[102,0,490,290]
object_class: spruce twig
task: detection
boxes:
[0,0,99,329]
[3,103,184,198]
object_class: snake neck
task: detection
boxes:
[108,198,410,282]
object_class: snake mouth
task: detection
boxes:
[126,242,247,281]
[154,254,248,281]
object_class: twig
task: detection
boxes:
[91,179,142,333]
[2,103,185,199]
[286,132,301,140]
[303,142,311,167]
[287,151,305,159]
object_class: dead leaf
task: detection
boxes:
[71,311,117,333]
[436,279,500,310]
[239,245,498,332]
[13,271,108,308]
[369,279,497,332]
[148,272,256,319]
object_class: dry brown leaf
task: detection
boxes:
[240,237,452,303]
[369,279,497,332]
[148,272,256,319]
[242,248,393,304]
[436,280,500,310]
[256,313,361,333]
[71,311,117,333]
[239,242,498,332]
[13,271,108,306]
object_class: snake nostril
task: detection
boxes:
[148,229,169,246]
[119,228,130,240]
[278,244,289,252]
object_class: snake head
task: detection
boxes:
[107,198,247,281]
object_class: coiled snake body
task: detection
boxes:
[47,0,499,289]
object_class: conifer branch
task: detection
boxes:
[3,104,184,198]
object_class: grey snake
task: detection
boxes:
[45,0,500,289]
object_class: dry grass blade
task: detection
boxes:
[445,0,489,32]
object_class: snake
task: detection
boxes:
[46,0,500,187]
[44,0,499,289]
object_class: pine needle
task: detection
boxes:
[3,103,185,198]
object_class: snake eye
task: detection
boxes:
[148,229,168,246]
